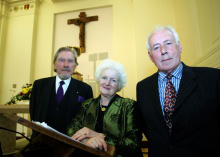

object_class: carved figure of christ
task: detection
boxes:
[67,12,98,53]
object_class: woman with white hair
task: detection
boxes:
[67,59,142,156]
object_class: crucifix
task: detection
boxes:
[67,12,98,53]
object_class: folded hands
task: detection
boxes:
[71,127,107,151]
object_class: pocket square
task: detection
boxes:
[78,96,85,103]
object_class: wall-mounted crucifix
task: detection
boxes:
[67,12,98,53]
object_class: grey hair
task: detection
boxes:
[53,47,78,72]
[95,59,126,92]
[146,25,179,52]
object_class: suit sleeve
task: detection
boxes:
[136,82,147,135]
[218,70,220,108]
[30,80,38,121]
[66,100,90,136]
[85,84,93,99]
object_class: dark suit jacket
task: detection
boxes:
[30,76,93,137]
[137,64,220,157]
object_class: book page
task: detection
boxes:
[32,121,72,139]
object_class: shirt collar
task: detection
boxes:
[56,75,71,87]
[158,62,183,81]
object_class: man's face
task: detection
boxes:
[148,29,182,74]
[54,51,77,80]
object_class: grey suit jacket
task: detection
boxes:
[137,63,220,157]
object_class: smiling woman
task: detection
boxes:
[67,59,143,157]
[99,68,118,100]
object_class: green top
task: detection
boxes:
[67,94,142,156]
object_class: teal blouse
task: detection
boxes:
[67,94,142,156]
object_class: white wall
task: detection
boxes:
[54,6,113,97]
[0,0,219,104]
[192,0,220,68]
[0,0,38,103]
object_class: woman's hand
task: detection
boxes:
[72,127,105,141]
[85,136,107,151]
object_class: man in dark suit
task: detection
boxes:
[136,26,220,157]
[30,47,93,138]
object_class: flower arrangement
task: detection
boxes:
[6,83,32,105]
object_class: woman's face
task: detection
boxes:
[99,68,118,98]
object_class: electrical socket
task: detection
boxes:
[13,84,16,88]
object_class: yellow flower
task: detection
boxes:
[5,83,33,105]
[28,86,32,91]
[22,88,29,94]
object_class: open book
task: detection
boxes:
[32,121,73,140]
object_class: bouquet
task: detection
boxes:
[6,83,32,105]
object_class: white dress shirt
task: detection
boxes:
[55,75,71,95]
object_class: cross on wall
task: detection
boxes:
[67,12,98,53]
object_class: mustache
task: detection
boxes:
[62,68,71,72]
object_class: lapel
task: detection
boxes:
[85,95,119,130]
[66,78,78,104]
[66,78,80,122]
[85,96,99,130]
[174,64,197,112]
[148,73,164,118]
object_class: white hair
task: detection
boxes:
[146,25,179,52]
[95,59,126,92]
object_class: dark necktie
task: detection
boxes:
[164,74,177,134]
[57,81,65,104]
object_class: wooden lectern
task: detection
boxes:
[1,113,115,157]
[0,104,29,154]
